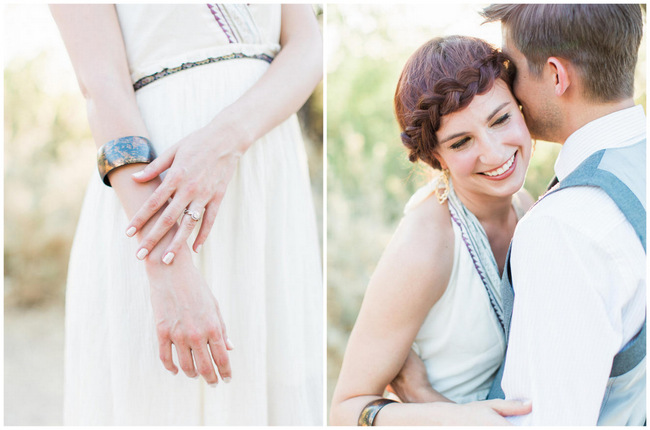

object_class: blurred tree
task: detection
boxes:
[4,52,95,307]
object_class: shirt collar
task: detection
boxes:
[554,105,646,181]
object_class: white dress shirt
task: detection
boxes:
[503,105,646,425]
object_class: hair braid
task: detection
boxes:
[395,37,511,170]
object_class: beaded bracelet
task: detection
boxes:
[358,398,397,426]
[97,136,156,186]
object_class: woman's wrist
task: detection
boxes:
[205,108,255,154]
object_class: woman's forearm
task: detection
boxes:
[203,4,323,149]
[51,5,183,260]
[331,395,457,426]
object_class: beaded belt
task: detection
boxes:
[133,52,274,91]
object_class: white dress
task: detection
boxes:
[404,180,525,403]
[64,4,322,425]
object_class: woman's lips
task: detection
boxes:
[479,151,517,180]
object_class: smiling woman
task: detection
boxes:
[329,35,534,426]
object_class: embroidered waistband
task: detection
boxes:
[133,52,274,91]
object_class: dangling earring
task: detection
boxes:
[435,169,450,204]
[532,139,537,155]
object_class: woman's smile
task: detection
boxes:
[479,150,517,180]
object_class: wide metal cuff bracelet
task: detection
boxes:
[97,136,156,186]
[358,398,397,426]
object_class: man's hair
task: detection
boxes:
[482,4,643,102]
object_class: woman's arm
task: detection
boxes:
[330,200,455,425]
[329,198,531,425]
[126,4,323,262]
[50,4,232,384]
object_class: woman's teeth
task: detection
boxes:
[482,153,515,177]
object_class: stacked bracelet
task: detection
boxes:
[97,136,156,186]
[358,398,397,426]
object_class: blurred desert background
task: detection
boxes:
[4,4,323,425]
[326,3,646,419]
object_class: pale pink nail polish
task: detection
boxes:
[195,244,203,253]
[226,338,234,350]
[126,226,136,237]
[223,377,231,383]
[162,252,175,265]
[136,248,149,260]
[132,171,145,179]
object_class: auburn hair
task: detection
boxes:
[394,36,512,169]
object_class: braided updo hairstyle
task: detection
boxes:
[394,36,512,169]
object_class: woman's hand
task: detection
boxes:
[388,348,448,403]
[128,121,249,263]
[145,246,234,384]
[125,5,322,263]
[449,399,532,425]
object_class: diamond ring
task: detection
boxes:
[184,208,201,221]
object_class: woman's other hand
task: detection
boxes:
[146,246,234,384]
[128,122,246,263]
[125,4,322,263]
[388,348,446,403]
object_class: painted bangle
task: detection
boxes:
[97,136,156,186]
[358,398,397,426]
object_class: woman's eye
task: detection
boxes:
[450,137,470,149]
[492,113,511,126]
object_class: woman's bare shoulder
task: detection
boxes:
[370,193,455,308]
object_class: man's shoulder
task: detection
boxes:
[517,186,631,245]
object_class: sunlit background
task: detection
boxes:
[4,4,323,425]
[326,3,646,417]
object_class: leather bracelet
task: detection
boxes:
[97,136,156,186]
[358,398,397,426]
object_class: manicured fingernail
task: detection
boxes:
[223,377,231,384]
[162,252,175,265]
[126,226,136,237]
[209,382,218,388]
[520,399,532,406]
[226,338,234,350]
[136,248,149,260]
[195,244,203,253]
[132,171,145,179]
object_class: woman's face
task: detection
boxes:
[434,79,532,201]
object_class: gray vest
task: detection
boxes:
[487,139,646,426]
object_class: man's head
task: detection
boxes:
[482,4,643,142]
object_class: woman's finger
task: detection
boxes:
[161,203,206,264]
[208,338,231,382]
[193,199,220,252]
[131,143,178,183]
[486,399,532,417]
[214,300,233,351]
[157,337,178,375]
[136,196,189,260]
[191,343,219,386]
[126,173,180,238]
[176,345,198,379]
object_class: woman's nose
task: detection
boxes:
[477,133,507,165]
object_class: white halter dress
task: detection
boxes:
[404,178,525,403]
[64,4,322,425]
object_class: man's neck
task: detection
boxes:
[558,98,635,144]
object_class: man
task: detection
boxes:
[392,4,645,425]
[481,4,645,425]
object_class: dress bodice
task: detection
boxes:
[404,179,510,403]
[115,4,281,83]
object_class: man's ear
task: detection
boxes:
[547,57,570,96]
